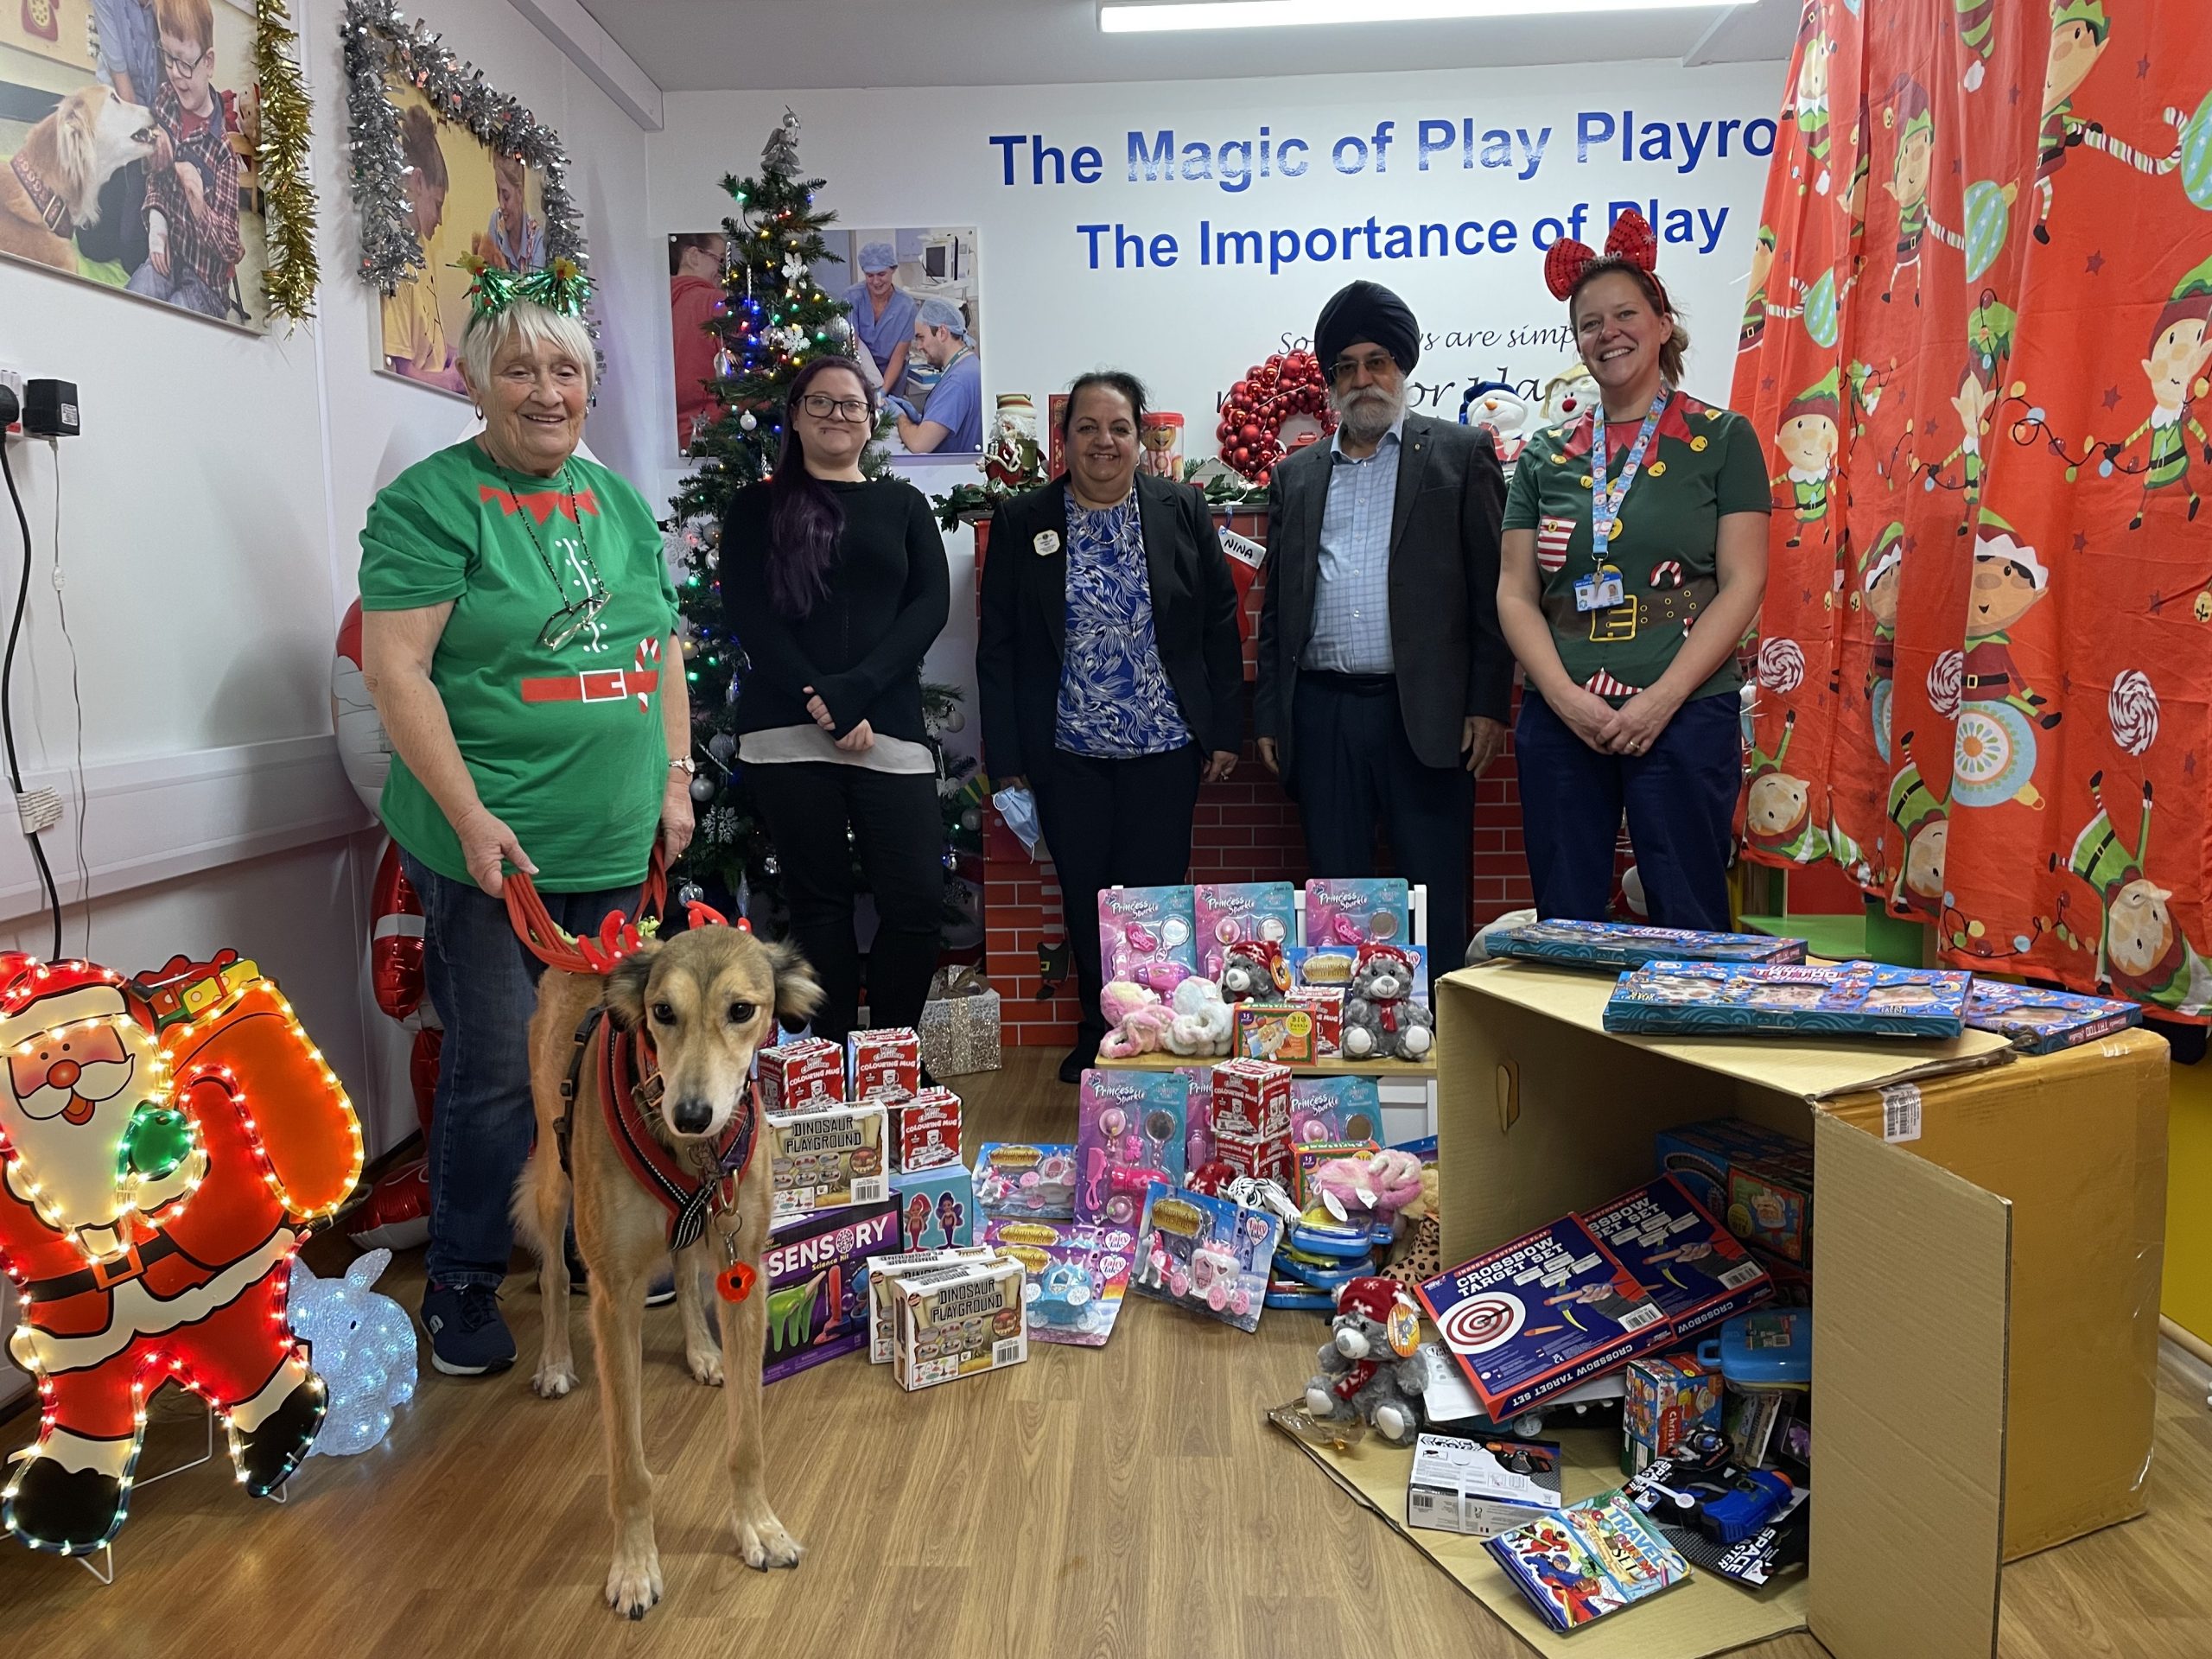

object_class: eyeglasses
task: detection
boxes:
[538,588,609,650]
[162,43,208,75]
[1331,351,1396,384]
[799,393,872,422]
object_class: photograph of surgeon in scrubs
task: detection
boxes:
[842,238,919,396]
[891,296,983,454]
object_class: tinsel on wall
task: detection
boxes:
[339,0,590,297]
[251,0,318,323]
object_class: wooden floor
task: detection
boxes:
[4,1047,2210,1658]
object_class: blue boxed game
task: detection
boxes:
[1416,1216,1675,1421]
[1964,982,2143,1054]
[1489,918,1808,970]
[1602,961,1973,1039]
[1484,1491,1690,1632]
[890,1161,975,1250]
[1129,1181,1281,1332]
[1580,1177,1774,1341]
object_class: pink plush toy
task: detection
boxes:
[1308,1147,1426,1228]
[1098,980,1175,1058]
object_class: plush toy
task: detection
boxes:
[1304,1276,1429,1444]
[1341,944,1436,1061]
[1460,378,1533,471]
[1466,907,1537,965]
[1382,1162,1442,1290]
[1538,359,1600,430]
[1218,940,1290,1004]
[1166,975,1235,1057]
[1098,980,1174,1059]
[289,1249,417,1457]
[1308,1147,1425,1230]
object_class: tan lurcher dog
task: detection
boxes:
[514,923,822,1618]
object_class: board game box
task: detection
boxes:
[1963,981,2144,1054]
[1602,961,1973,1039]
[1484,1491,1690,1632]
[1488,918,1808,970]
[1417,1217,1675,1421]
[1581,1176,1774,1340]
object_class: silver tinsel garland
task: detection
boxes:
[340,0,591,296]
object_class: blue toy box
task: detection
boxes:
[1964,981,2143,1054]
[1488,918,1808,970]
[1603,961,1972,1039]
[890,1161,975,1250]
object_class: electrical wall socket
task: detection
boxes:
[0,368,22,437]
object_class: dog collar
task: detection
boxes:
[11,151,70,238]
[600,1025,758,1254]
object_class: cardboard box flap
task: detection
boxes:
[1808,1112,2009,1659]
[1448,963,2013,1099]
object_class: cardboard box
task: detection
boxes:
[1234,1001,1316,1064]
[766,1101,888,1221]
[1438,960,2168,1656]
[866,1246,999,1363]
[892,1087,963,1173]
[760,1201,900,1384]
[891,1161,974,1249]
[1623,1351,1724,1471]
[848,1027,921,1100]
[893,1255,1028,1389]
[759,1038,845,1115]
[1211,1058,1291,1140]
[1406,1432,1564,1538]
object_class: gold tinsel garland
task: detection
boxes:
[253,0,319,324]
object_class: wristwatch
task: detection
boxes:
[669,756,698,775]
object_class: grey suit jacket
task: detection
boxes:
[1253,413,1511,784]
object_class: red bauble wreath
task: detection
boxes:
[1214,349,1335,487]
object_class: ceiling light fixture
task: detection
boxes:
[1100,0,1738,32]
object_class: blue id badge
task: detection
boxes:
[1574,568,1626,613]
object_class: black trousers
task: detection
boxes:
[1032,743,1204,1051]
[1291,672,1474,976]
[747,762,944,1045]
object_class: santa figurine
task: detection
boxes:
[0,950,360,1554]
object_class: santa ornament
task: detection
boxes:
[0,951,362,1555]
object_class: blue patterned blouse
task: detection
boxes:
[1055,493,1192,758]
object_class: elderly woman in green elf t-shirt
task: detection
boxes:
[357,265,695,1376]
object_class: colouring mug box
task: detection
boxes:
[893,1255,1029,1390]
[848,1027,921,1100]
[891,1087,963,1173]
[759,1037,845,1115]
[766,1101,888,1222]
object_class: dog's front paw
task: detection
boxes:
[686,1345,725,1388]
[734,1506,803,1571]
[605,1548,664,1618]
[533,1359,579,1399]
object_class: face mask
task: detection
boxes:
[992,786,1043,857]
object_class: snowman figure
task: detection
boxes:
[1459,378,1533,474]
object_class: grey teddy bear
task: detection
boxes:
[1340,948,1436,1062]
[1303,1277,1429,1444]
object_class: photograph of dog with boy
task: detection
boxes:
[1,0,270,328]
[377,80,550,395]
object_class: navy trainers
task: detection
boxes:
[420,1282,516,1376]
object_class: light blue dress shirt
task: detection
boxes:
[1303,420,1404,674]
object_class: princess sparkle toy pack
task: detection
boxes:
[1130,1183,1281,1332]
[1074,1071,1189,1226]
[1488,918,1809,970]
[1192,881,1297,978]
[1602,961,1973,1039]
[1304,878,1411,950]
[984,1218,1136,1348]
[1098,885,1200,989]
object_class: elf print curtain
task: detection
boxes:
[1733,0,2212,1018]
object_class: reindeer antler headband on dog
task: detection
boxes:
[1542,209,1671,309]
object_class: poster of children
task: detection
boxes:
[376,80,548,395]
[0,0,271,329]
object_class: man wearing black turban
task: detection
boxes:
[1255,280,1512,976]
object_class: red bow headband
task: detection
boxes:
[1543,209,1668,306]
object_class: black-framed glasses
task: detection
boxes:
[1331,350,1397,384]
[539,588,610,650]
[162,43,209,76]
[799,392,872,422]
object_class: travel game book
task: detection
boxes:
[1484,1491,1690,1632]
[1602,961,1973,1039]
[1581,1176,1774,1340]
[1964,982,2144,1054]
[1489,918,1808,970]
[1417,1216,1675,1420]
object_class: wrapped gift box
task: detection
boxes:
[918,965,1002,1077]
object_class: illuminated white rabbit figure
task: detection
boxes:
[288,1249,418,1457]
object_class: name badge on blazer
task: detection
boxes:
[1033,531,1061,556]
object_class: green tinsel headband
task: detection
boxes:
[456,254,594,322]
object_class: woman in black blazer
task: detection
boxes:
[977,371,1244,1081]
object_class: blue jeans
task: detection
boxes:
[1514,689,1741,931]
[126,260,227,318]
[404,851,639,1291]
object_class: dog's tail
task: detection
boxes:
[512,1128,571,1268]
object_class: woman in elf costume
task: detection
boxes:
[1497,212,1770,931]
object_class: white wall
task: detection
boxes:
[0,0,660,1166]
[645,60,1788,728]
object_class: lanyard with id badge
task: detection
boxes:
[1574,392,1669,615]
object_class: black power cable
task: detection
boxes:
[0,422,65,961]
